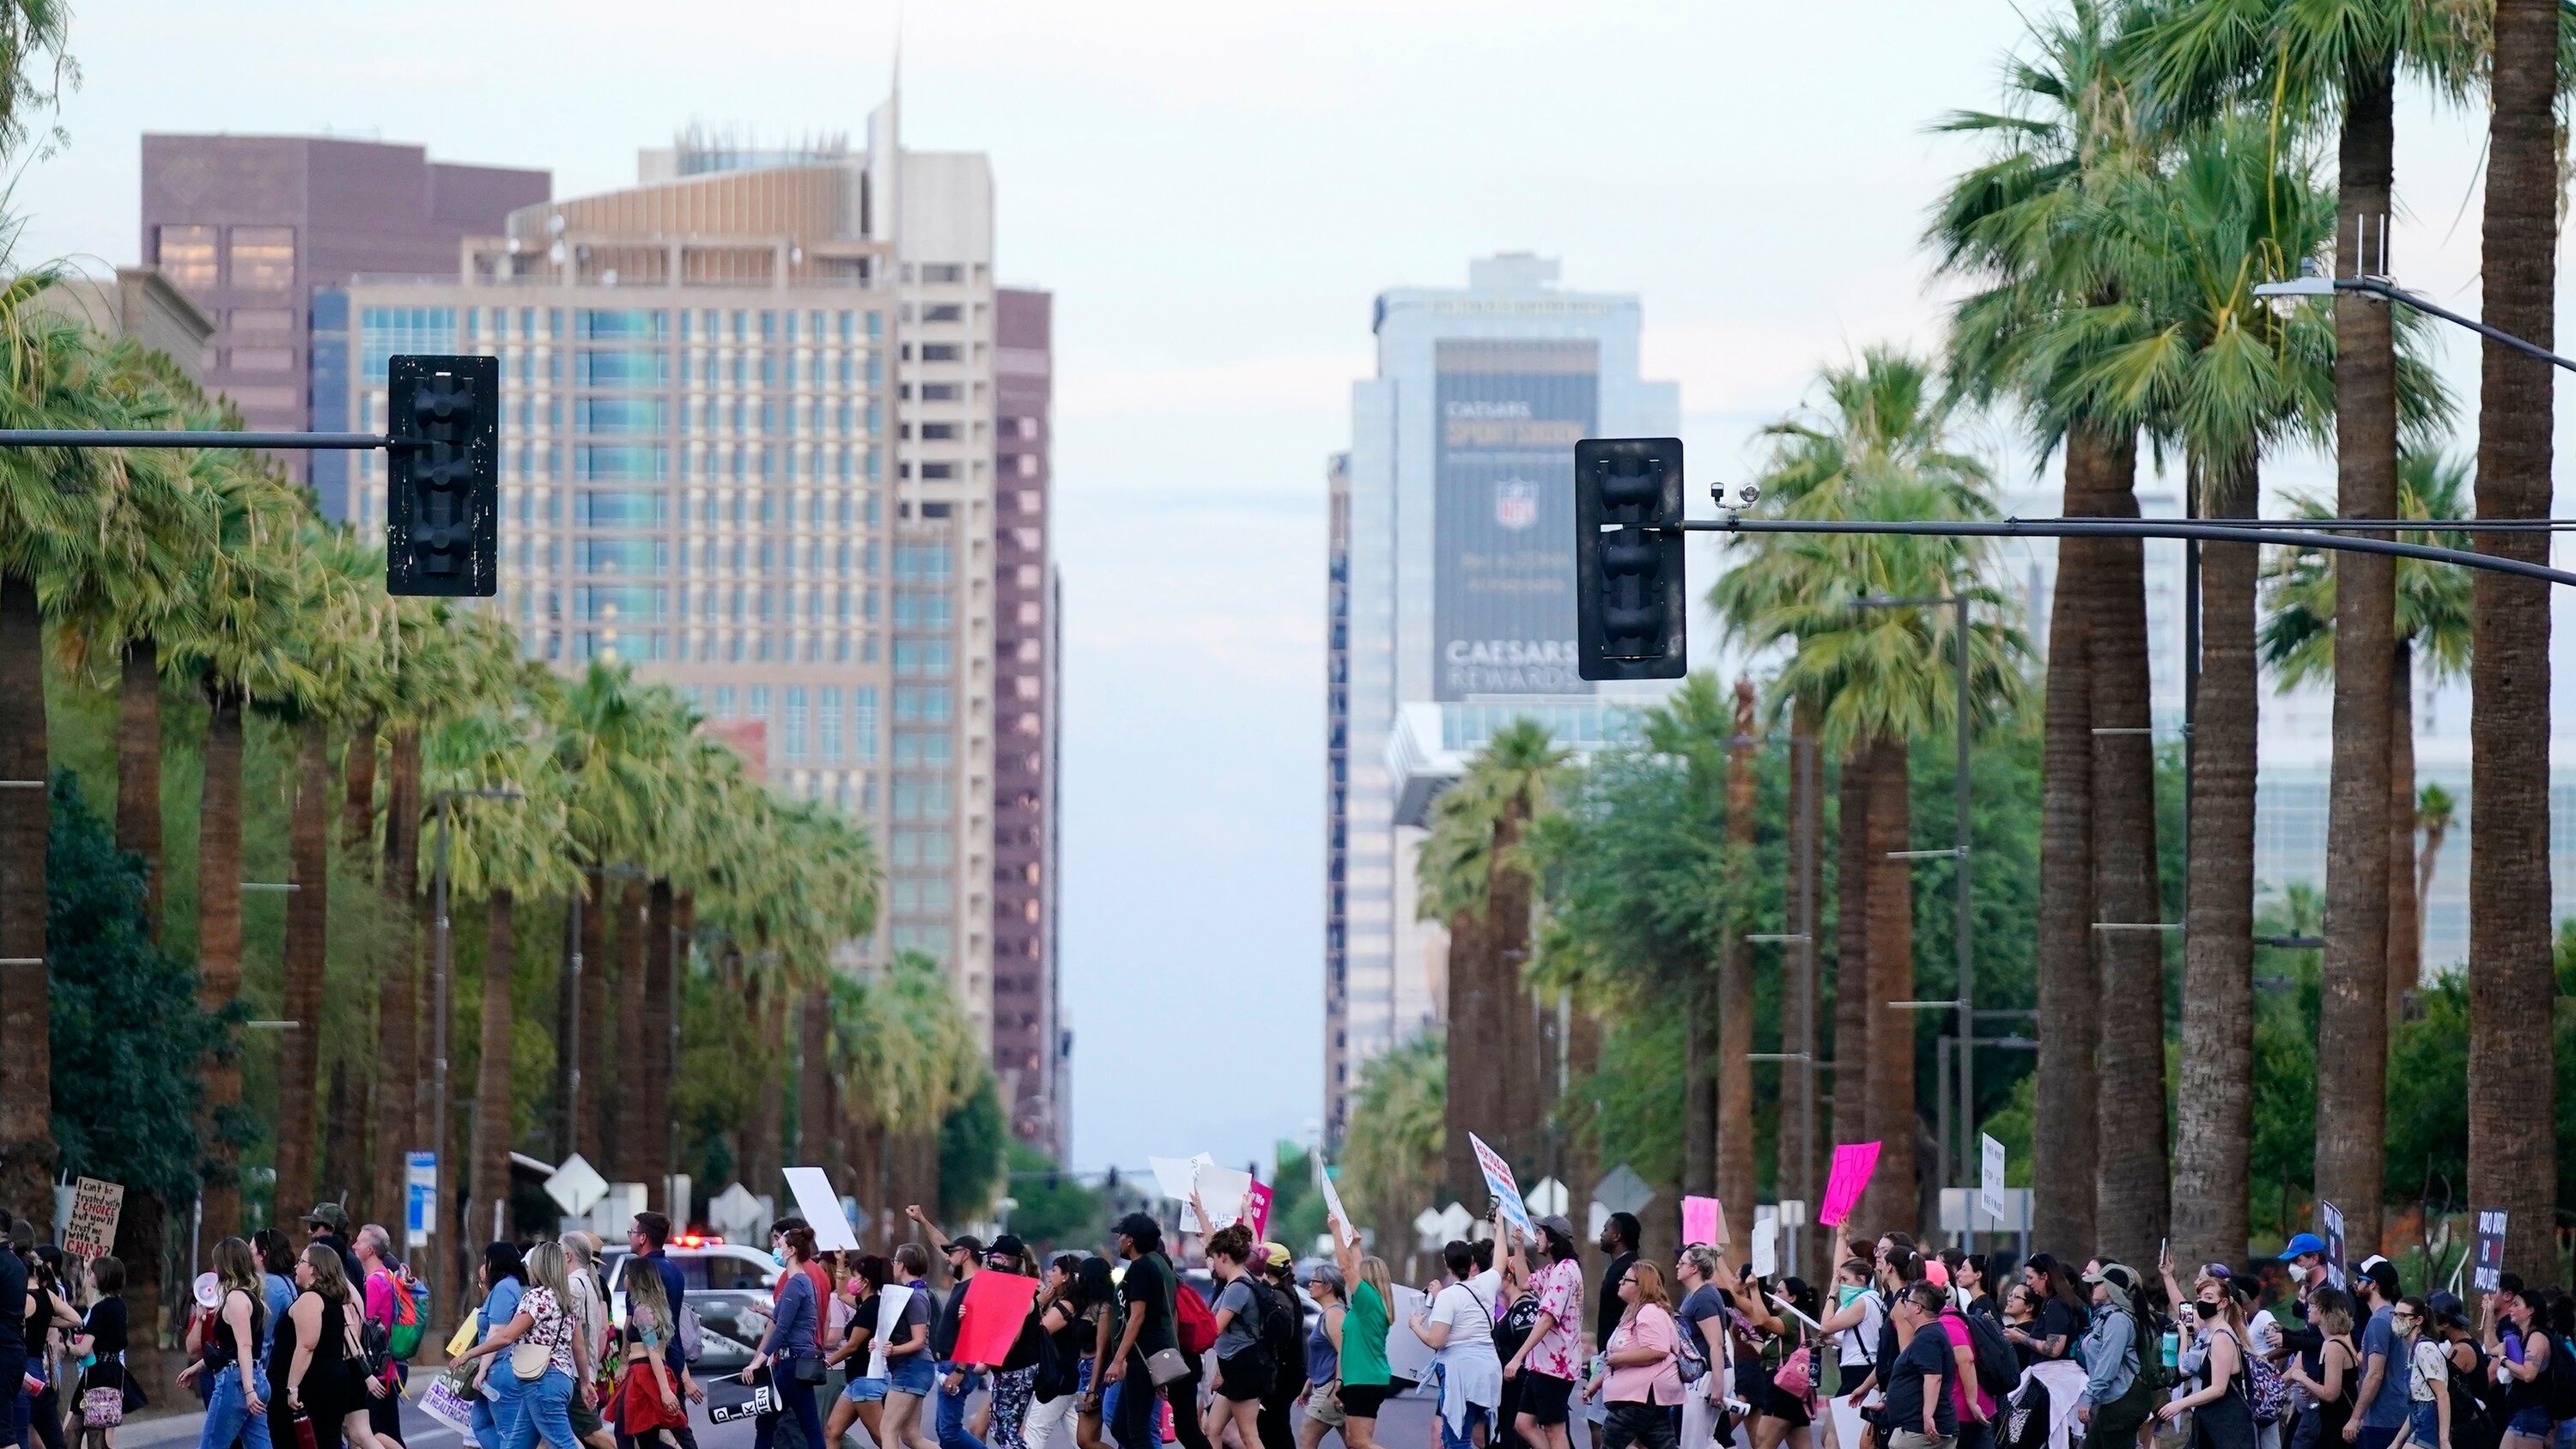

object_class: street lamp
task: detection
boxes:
[429,786,521,1329]
[2254,259,2576,374]
[1854,593,1978,1245]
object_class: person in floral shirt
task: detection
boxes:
[1504,1216,1588,1449]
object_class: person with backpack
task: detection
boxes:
[1255,1246,1309,1449]
[1673,1248,1732,1449]
[1414,1239,1504,1449]
[2072,1263,2147,1443]
[2426,1294,2493,1449]
[355,1225,416,1449]
[1103,1213,1180,1449]
[1200,1224,1273,1449]
[1936,1296,1998,1449]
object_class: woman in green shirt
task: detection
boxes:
[1332,1220,1394,1449]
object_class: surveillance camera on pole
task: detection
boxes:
[1574,436,1686,681]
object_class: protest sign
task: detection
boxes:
[953,1270,1042,1367]
[1315,1157,1354,1240]
[2475,1209,2508,1294]
[1469,1133,1533,1238]
[1750,1217,1778,1280]
[1245,1182,1274,1241]
[1818,1143,1880,1228]
[1385,1285,1434,1380]
[2319,1200,2347,1290]
[1980,1135,2008,1226]
[61,1178,124,1262]
[1195,1162,1255,1230]
[782,1167,859,1251]
[867,1284,915,1378]
[1680,1196,1723,1248]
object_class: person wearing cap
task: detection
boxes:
[981,1234,1041,1449]
[900,1205,994,1449]
[1255,1244,1309,1449]
[302,1203,363,1290]
[2353,1257,2412,1449]
[1103,1211,1181,1449]
[2075,1263,2145,1439]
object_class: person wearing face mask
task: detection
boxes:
[2074,1263,2148,1445]
[2158,1275,2257,1449]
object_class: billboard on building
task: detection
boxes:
[1433,339,1598,699]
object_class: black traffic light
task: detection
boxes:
[386,354,499,597]
[1574,436,1686,680]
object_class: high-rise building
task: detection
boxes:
[992,286,1064,1157]
[138,134,549,502]
[314,102,1025,1055]
[1326,254,1679,1144]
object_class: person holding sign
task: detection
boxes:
[824,1256,892,1449]
[1198,1221,1274,1449]
[1328,1215,1394,1449]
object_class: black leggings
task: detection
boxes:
[756,1373,827,1449]
[1601,1403,1680,1449]
[1167,1367,1212,1449]
[31,1385,68,1449]
[1111,1367,1162,1449]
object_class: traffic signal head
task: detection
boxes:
[1574,436,1686,680]
[386,354,499,597]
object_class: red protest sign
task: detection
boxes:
[951,1269,1042,1367]
[1245,1182,1274,1241]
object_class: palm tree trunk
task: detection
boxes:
[747,976,790,1199]
[1860,733,1916,1234]
[799,983,835,1185]
[373,726,422,1219]
[1832,746,1873,1157]
[1783,697,1826,1278]
[323,1058,367,1210]
[1682,970,1715,1201]
[1492,800,1543,1175]
[197,685,247,1242]
[276,716,332,1219]
[471,889,516,1245]
[1716,678,1758,1258]
[2386,642,2419,1023]
[2316,47,2399,1258]
[642,879,678,1209]
[615,880,651,1180]
[1443,904,1492,1202]
[2174,451,2259,1271]
[2470,0,2561,1286]
[2034,478,2098,1257]
[578,867,609,1166]
[2089,425,2167,1267]
[0,574,53,1214]
[342,716,379,863]
[117,639,164,941]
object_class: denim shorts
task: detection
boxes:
[888,1355,938,1397]
[2509,1406,2554,1437]
[843,1375,890,1403]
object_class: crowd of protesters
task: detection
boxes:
[13,1191,2574,1449]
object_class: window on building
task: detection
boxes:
[229,307,294,335]
[891,589,951,630]
[920,344,962,362]
[892,545,952,582]
[784,687,808,762]
[922,304,963,323]
[156,225,217,290]
[228,227,295,289]
[359,307,459,383]
[922,264,964,283]
[820,688,842,761]
[228,347,294,372]
[854,687,880,762]
[920,423,959,441]
[892,639,951,678]
[893,686,951,724]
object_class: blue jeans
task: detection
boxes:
[477,1366,529,1449]
[939,1365,993,1449]
[1108,1369,1160,1449]
[201,1368,275,1449]
[504,1367,577,1449]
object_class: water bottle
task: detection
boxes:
[2162,1330,2181,1368]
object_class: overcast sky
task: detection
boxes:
[15,0,2545,1184]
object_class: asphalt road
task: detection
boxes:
[116,1378,1471,1449]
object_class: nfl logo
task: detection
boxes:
[1494,478,1537,531]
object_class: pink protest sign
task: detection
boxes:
[1246,1182,1274,1241]
[1818,1142,1881,1227]
[951,1269,1042,1367]
[1680,1196,1724,1248]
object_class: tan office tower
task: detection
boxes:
[318,100,1005,1042]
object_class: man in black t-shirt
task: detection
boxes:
[1105,1213,1175,1449]
[1595,1213,1640,1352]
[1882,1282,1958,1449]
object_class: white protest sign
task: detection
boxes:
[1469,1133,1532,1238]
[1194,1162,1255,1229]
[1751,1216,1778,1281]
[1980,1135,2008,1227]
[61,1178,124,1262]
[782,1166,860,1251]
[1315,1156,1355,1240]
[868,1283,915,1379]
[1384,1284,1435,1380]
[1149,1153,1219,1232]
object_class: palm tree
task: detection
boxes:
[0,293,134,1212]
[2126,0,2482,1263]
[1342,1032,1446,1281]
[162,444,315,1239]
[2468,0,2557,1273]
[1926,3,2152,1252]
[1715,348,2022,1235]
[2414,782,2454,961]
[1419,718,1567,1197]
[2068,117,2338,1267]
[2260,449,2472,1020]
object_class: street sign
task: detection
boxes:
[1414,1208,1446,1253]
[406,1152,439,1247]
[1594,1163,1655,1219]
[1437,1202,1476,1242]
[709,1183,764,1240]
[544,1152,610,1218]
[1528,1178,1569,1218]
